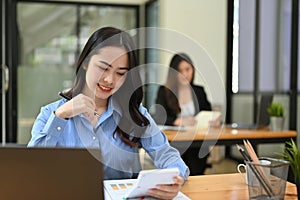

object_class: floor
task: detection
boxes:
[204,158,239,175]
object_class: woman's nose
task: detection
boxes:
[181,72,188,79]
[103,72,114,84]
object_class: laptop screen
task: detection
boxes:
[0,147,104,200]
[256,94,273,127]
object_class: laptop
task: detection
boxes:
[228,94,273,129]
[0,147,104,200]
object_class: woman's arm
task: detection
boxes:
[28,100,68,147]
[139,105,189,179]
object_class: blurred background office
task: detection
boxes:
[1,0,299,160]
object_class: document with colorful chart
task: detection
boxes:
[104,168,190,200]
[104,179,138,200]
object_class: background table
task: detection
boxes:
[163,127,297,159]
[164,127,297,146]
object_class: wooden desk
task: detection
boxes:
[163,127,297,148]
[181,173,298,200]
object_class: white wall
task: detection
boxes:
[158,0,227,110]
[159,0,227,76]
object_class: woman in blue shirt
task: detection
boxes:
[28,27,189,200]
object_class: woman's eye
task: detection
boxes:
[98,66,107,71]
[117,72,126,76]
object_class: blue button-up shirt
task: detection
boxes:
[28,98,189,180]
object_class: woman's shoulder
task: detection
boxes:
[191,84,204,89]
[138,104,156,123]
[138,103,149,115]
[191,84,205,92]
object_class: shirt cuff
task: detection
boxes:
[43,111,68,142]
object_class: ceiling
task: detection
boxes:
[51,0,150,5]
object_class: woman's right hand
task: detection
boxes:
[54,94,96,121]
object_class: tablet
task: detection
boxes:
[125,168,180,198]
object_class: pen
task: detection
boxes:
[58,92,71,101]
[236,144,251,161]
[236,144,273,197]
[58,92,101,118]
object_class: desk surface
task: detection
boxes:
[181,173,298,200]
[164,127,297,141]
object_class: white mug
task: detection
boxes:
[237,159,271,185]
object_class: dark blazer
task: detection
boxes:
[154,84,212,125]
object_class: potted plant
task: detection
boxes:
[267,102,284,131]
[278,139,300,199]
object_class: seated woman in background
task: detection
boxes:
[154,53,214,175]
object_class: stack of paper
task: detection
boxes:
[194,111,221,128]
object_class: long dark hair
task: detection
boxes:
[165,53,195,113]
[64,27,149,147]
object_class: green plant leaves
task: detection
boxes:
[267,102,284,117]
[277,139,300,182]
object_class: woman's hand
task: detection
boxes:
[173,117,197,126]
[209,114,222,127]
[55,94,97,121]
[147,176,185,200]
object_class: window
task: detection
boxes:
[232,0,295,93]
[17,2,138,144]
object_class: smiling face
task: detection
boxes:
[83,46,129,101]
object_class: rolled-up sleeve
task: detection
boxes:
[139,105,190,180]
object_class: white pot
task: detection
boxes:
[269,116,284,131]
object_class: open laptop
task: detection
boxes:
[0,147,104,200]
[228,94,273,129]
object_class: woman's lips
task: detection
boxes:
[97,83,112,93]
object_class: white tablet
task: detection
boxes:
[125,168,180,198]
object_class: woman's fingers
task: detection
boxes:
[147,176,184,200]
[56,94,96,119]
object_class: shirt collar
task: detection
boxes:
[108,96,123,122]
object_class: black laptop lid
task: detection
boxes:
[256,94,273,127]
[0,147,104,200]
